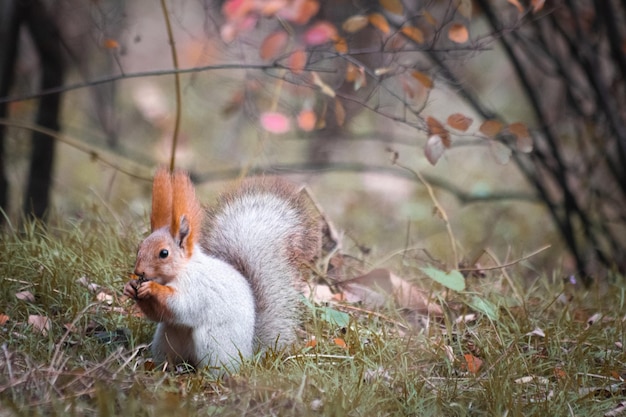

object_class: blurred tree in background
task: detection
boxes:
[1,0,624,282]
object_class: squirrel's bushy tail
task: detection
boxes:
[202,178,320,350]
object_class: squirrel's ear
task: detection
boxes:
[176,215,191,249]
[150,167,173,231]
[171,170,202,257]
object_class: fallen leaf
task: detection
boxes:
[16,291,35,303]
[334,36,348,54]
[260,111,291,134]
[462,354,483,373]
[525,327,546,337]
[333,338,348,349]
[306,336,317,348]
[0,314,9,325]
[96,291,114,305]
[28,315,50,336]
[103,38,120,49]
[342,268,443,316]
[509,122,533,153]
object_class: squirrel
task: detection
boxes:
[123,167,320,373]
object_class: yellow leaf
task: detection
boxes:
[379,0,403,15]
[342,15,369,33]
[401,25,424,44]
[447,113,473,131]
[411,70,433,89]
[448,23,469,44]
[368,13,390,34]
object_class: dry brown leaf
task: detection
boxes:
[345,63,359,82]
[15,290,35,303]
[427,116,451,147]
[289,49,307,74]
[342,15,369,33]
[423,11,438,26]
[448,23,469,44]
[447,113,473,131]
[411,70,433,89]
[379,0,403,15]
[334,36,348,54]
[401,25,425,44]
[28,315,50,336]
[479,119,504,137]
[335,98,346,127]
[509,122,533,153]
[333,338,348,349]
[462,354,483,373]
[368,13,390,34]
[260,31,289,60]
[341,268,443,316]
[0,314,9,325]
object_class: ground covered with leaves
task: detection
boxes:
[1,214,626,417]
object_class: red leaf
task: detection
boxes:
[427,116,451,147]
[401,25,424,44]
[334,338,348,349]
[479,119,503,137]
[462,354,483,373]
[0,314,9,325]
[411,70,433,89]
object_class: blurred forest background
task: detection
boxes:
[1,0,625,282]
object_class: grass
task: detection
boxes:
[1,211,626,416]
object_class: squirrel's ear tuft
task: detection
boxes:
[171,170,203,257]
[150,167,173,231]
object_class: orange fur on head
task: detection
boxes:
[171,170,203,257]
[150,167,173,231]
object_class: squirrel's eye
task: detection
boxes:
[159,249,169,259]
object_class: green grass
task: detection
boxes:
[1,212,626,416]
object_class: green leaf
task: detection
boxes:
[468,295,499,320]
[319,306,350,327]
[420,267,466,291]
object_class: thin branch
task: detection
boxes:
[159,0,182,172]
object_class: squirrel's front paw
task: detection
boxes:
[135,280,154,299]
[123,280,140,300]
